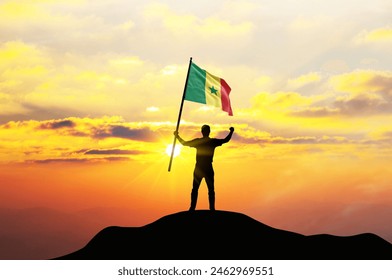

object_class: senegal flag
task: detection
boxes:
[184,62,233,116]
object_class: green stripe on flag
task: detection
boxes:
[185,62,207,104]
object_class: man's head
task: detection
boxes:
[201,124,210,137]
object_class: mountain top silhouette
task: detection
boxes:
[55,210,392,260]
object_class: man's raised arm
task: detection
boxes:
[222,127,234,144]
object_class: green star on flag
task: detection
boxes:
[209,86,218,95]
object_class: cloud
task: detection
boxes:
[289,15,333,32]
[143,3,254,39]
[0,41,50,70]
[84,149,145,155]
[333,93,392,116]
[330,70,392,94]
[0,2,102,53]
[0,40,180,121]
[291,70,392,117]
[0,92,27,116]
[251,91,312,111]
[287,72,321,89]
[354,26,392,44]
[2,1,389,128]
[26,157,129,164]
[92,125,157,141]
[329,70,392,115]
[1,1,391,164]
[290,107,339,118]
[0,2,48,21]
[33,116,164,141]
[0,42,51,113]
[109,56,144,68]
[291,95,391,118]
[39,119,76,129]
[114,20,135,32]
[1,115,391,171]
[212,124,351,146]
[235,132,349,145]
[0,116,168,164]
[383,131,392,138]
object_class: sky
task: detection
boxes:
[1,0,392,259]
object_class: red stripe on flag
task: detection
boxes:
[220,78,233,116]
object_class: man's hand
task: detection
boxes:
[173,131,179,137]
[229,127,234,132]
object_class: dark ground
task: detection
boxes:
[55,210,392,260]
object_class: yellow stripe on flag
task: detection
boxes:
[205,71,222,109]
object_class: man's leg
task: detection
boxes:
[205,167,215,211]
[190,167,202,211]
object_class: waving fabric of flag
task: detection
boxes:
[184,62,233,116]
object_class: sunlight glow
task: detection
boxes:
[166,144,181,157]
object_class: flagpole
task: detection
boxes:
[168,57,193,172]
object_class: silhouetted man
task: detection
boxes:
[174,125,234,211]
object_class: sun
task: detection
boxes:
[166,144,181,157]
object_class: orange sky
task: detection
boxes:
[1,0,392,259]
